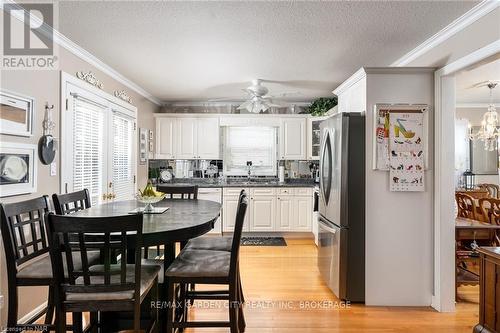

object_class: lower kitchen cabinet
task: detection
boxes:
[223,187,312,233]
[249,195,276,231]
[276,196,293,231]
[293,196,313,231]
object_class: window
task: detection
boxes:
[223,126,277,176]
[61,74,137,205]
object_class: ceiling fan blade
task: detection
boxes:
[207,97,243,102]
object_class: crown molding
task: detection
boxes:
[1,0,162,106]
[456,103,500,108]
[332,68,367,96]
[391,0,500,67]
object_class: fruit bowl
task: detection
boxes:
[135,193,165,212]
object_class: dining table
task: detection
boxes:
[455,217,500,292]
[71,198,222,331]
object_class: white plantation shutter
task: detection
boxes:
[72,96,106,205]
[112,111,135,201]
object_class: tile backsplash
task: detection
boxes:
[148,159,318,182]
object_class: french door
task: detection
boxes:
[62,82,137,205]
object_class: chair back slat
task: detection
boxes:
[52,189,91,215]
[47,213,143,299]
[157,185,198,200]
[478,183,500,199]
[0,196,51,268]
[230,190,248,277]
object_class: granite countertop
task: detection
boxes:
[156,178,317,188]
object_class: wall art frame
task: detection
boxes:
[0,90,35,137]
[0,142,37,197]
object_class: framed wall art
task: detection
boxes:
[139,128,148,165]
[0,142,37,197]
[0,90,35,137]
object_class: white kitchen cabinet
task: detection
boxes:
[249,194,276,231]
[223,193,250,232]
[176,118,198,159]
[307,116,328,160]
[197,117,220,159]
[292,196,313,231]
[156,118,176,159]
[276,195,293,231]
[198,188,222,235]
[280,118,306,160]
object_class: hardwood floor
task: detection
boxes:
[185,238,479,333]
[32,238,479,332]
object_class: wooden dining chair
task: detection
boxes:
[52,189,91,215]
[145,185,198,260]
[478,183,500,199]
[0,196,100,332]
[46,212,160,333]
[456,193,477,219]
[164,190,248,333]
[157,185,198,199]
[478,197,500,245]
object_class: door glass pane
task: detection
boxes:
[72,97,105,205]
[112,111,135,201]
[321,132,332,204]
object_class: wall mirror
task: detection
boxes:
[469,126,499,175]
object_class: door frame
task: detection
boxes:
[60,71,138,196]
[433,40,500,312]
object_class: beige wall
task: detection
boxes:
[0,47,159,325]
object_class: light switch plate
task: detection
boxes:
[0,295,4,309]
[50,162,57,176]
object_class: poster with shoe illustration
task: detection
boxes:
[389,112,424,192]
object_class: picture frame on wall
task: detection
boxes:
[139,128,148,165]
[0,90,35,137]
[0,142,37,197]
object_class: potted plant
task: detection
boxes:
[307,97,338,116]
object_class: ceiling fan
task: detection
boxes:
[209,79,298,113]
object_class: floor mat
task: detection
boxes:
[241,237,287,246]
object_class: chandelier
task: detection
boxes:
[468,82,499,151]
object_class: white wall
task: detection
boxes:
[363,69,434,306]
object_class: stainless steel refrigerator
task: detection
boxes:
[318,112,365,302]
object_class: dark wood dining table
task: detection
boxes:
[72,198,221,331]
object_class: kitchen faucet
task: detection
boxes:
[246,161,253,181]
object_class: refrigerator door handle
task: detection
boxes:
[318,218,338,234]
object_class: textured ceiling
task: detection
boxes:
[456,57,500,104]
[58,1,478,102]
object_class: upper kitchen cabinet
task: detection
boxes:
[279,117,306,160]
[156,117,176,159]
[307,116,328,160]
[155,115,220,160]
[196,117,220,159]
[176,117,198,159]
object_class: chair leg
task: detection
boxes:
[150,278,159,333]
[55,308,66,333]
[134,299,141,332]
[229,284,239,333]
[44,286,55,329]
[89,312,98,333]
[73,312,83,333]
[238,268,245,303]
[6,284,18,330]
[166,280,175,333]
[237,275,246,332]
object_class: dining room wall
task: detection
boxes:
[0,47,160,326]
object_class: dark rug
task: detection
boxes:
[241,237,287,246]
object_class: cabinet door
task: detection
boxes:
[280,118,306,160]
[293,196,312,231]
[223,195,249,232]
[177,118,198,159]
[307,117,325,160]
[249,195,276,231]
[197,117,220,159]
[276,196,293,231]
[156,118,176,159]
